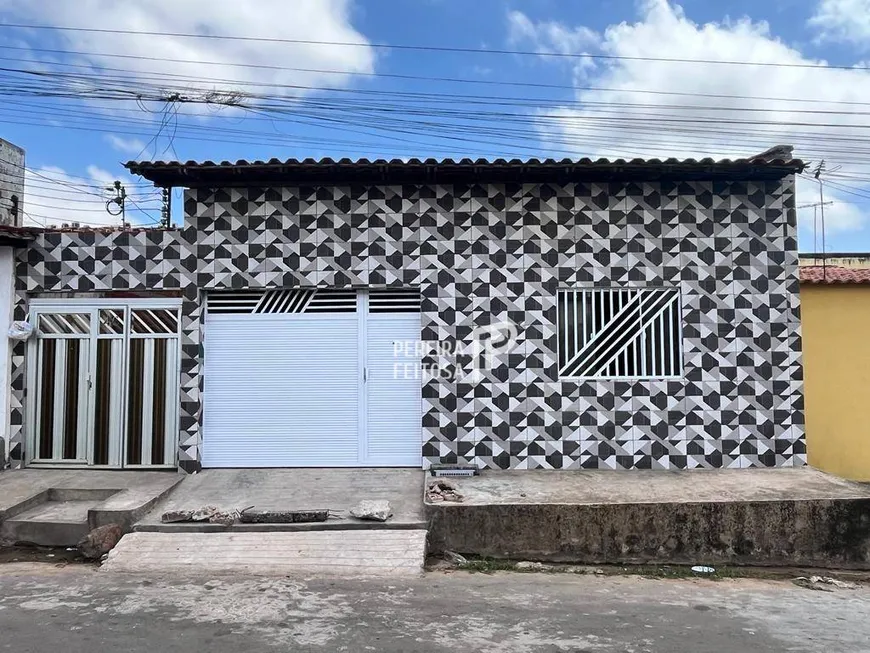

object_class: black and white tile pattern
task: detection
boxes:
[9,179,805,471]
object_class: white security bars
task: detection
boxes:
[28,301,181,468]
[206,288,358,314]
[558,288,682,379]
[206,288,420,315]
[33,313,91,462]
[125,308,180,467]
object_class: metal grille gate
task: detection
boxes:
[26,300,181,468]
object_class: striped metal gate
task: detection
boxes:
[201,288,422,468]
[25,299,181,468]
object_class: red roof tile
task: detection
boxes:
[800,266,870,285]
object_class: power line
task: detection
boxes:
[20,211,148,227]
[5,56,870,118]
[127,196,161,224]
[3,57,870,173]
[9,76,870,162]
[11,93,870,156]
[3,22,870,71]
[2,44,870,108]
[22,210,45,227]
[8,105,870,167]
[5,66,870,135]
[26,192,159,205]
[23,185,160,201]
[25,199,159,212]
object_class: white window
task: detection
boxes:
[558,288,682,380]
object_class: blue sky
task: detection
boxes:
[1,0,869,252]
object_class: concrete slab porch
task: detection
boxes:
[102,530,428,577]
[136,468,426,532]
[426,468,870,569]
[0,470,182,546]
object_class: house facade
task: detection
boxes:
[801,265,870,481]
[8,157,805,472]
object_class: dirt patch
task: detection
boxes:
[0,545,95,567]
[425,554,870,585]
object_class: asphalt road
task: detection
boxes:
[0,563,867,652]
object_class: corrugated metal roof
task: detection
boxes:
[0,225,178,236]
[800,266,870,285]
[40,226,177,235]
[0,224,39,243]
[125,155,806,187]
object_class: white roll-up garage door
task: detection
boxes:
[201,288,421,468]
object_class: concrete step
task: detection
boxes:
[101,530,428,577]
[1,499,92,546]
[134,519,428,534]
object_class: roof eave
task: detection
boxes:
[125,157,806,188]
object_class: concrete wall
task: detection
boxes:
[426,498,870,569]
[802,284,870,481]
[799,254,870,269]
[0,139,24,227]
[0,247,12,462]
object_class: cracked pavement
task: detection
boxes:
[0,563,867,652]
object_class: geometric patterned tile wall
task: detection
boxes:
[9,178,805,471]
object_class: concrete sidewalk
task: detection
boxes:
[136,468,426,532]
[0,470,181,546]
[445,467,870,505]
[102,530,427,577]
[427,467,870,568]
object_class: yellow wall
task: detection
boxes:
[801,284,870,481]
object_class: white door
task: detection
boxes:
[202,289,421,468]
[364,309,423,466]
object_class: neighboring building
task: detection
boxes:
[799,253,870,269]
[0,138,29,464]
[0,225,35,465]
[7,156,805,472]
[0,138,24,227]
[801,265,870,481]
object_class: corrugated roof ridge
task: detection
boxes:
[127,155,804,169]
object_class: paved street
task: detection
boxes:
[0,564,868,652]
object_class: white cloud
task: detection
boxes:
[104,134,147,155]
[506,10,600,55]
[0,0,374,98]
[508,0,870,237]
[23,165,161,228]
[809,0,870,49]
[796,183,867,239]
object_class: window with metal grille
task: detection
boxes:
[558,288,682,379]
[36,313,91,335]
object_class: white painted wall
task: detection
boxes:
[0,247,13,462]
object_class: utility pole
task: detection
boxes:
[796,200,834,264]
[105,180,127,228]
[813,161,827,278]
[160,187,172,228]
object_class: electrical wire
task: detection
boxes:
[2,44,870,108]
[4,22,870,71]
